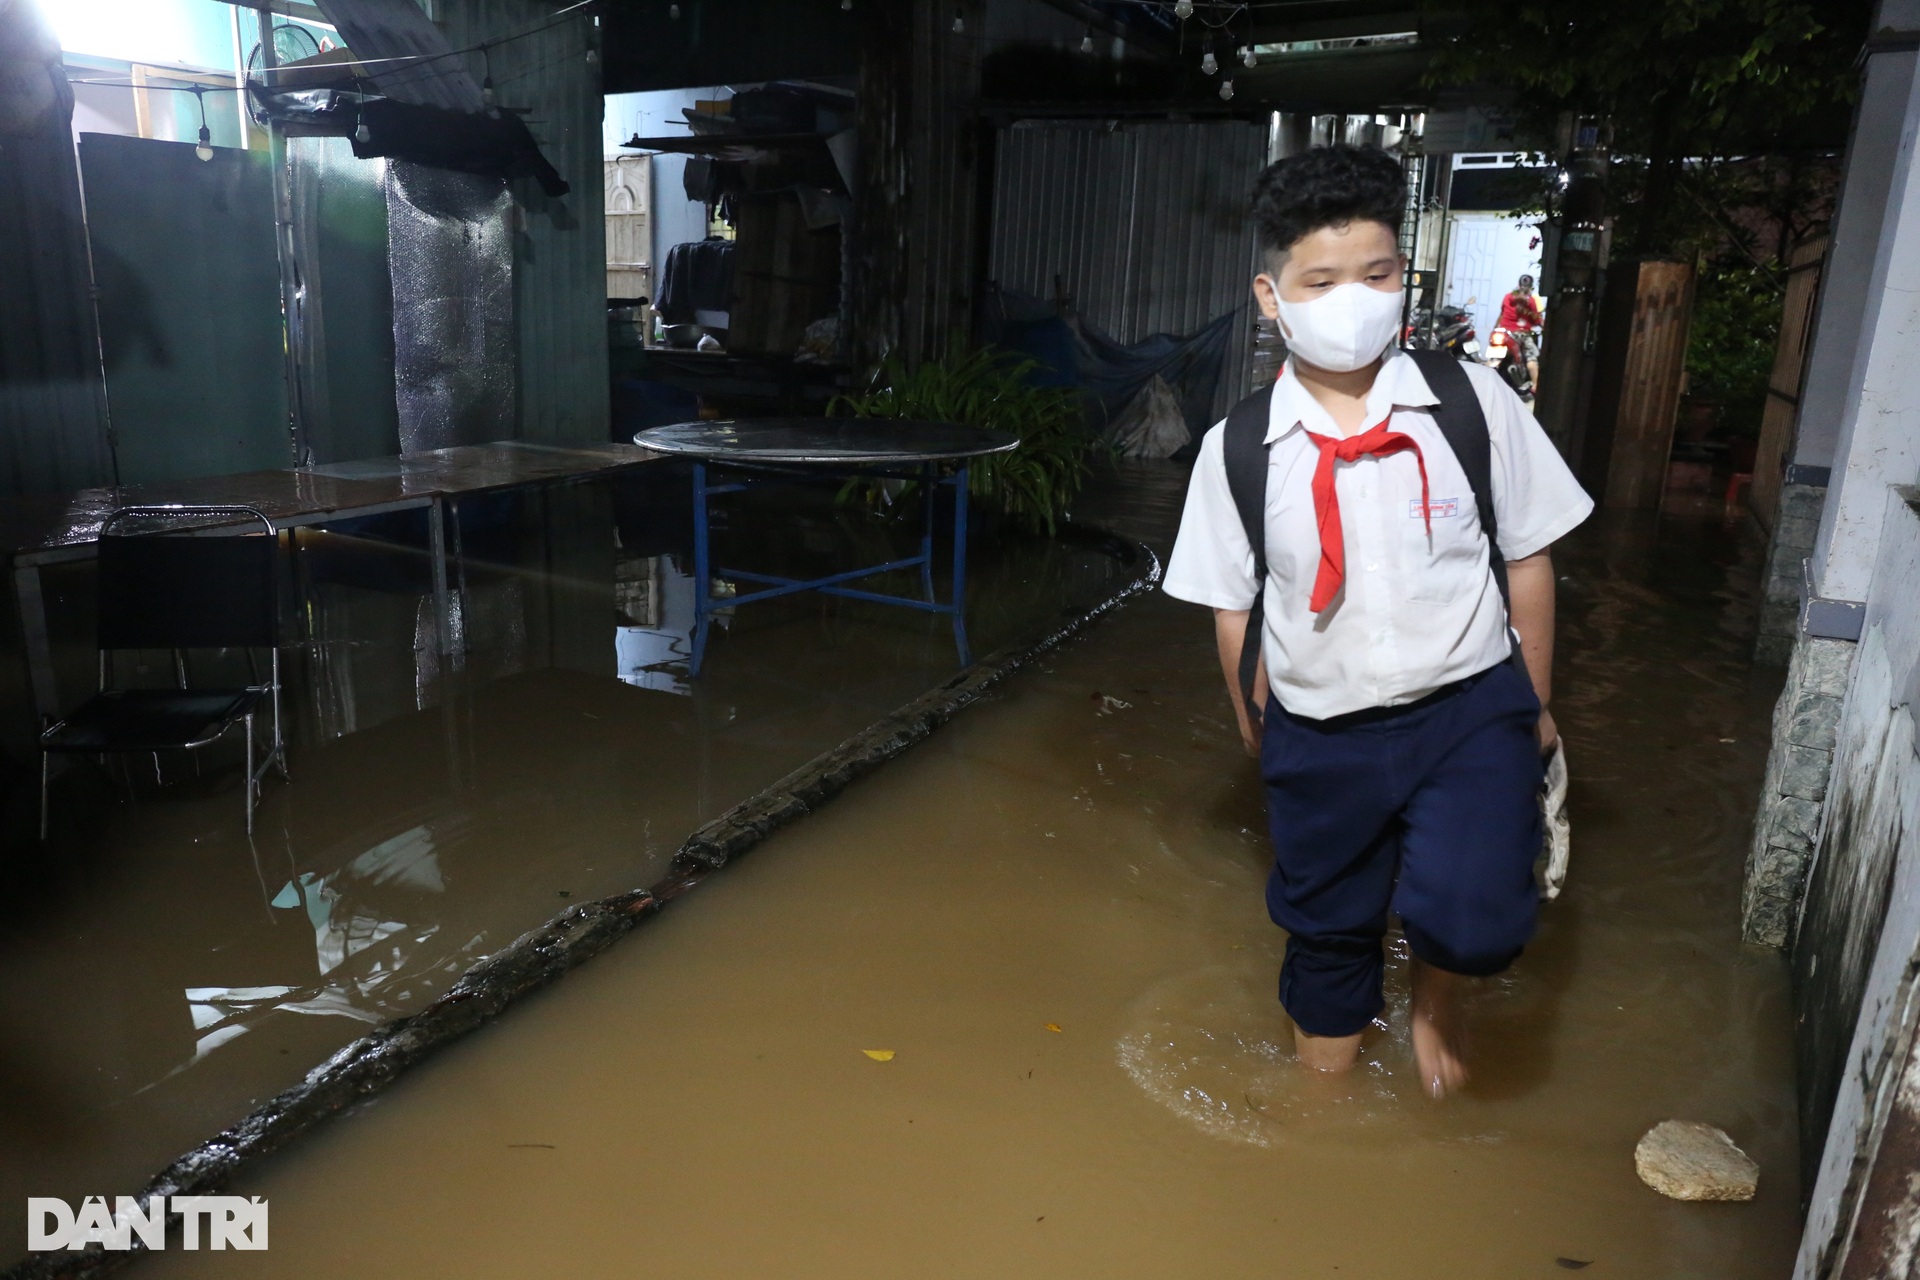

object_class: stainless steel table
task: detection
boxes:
[4,442,659,723]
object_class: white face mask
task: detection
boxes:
[1270,280,1405,373]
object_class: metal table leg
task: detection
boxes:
[690,462,713,678]
[948,465,972,666]
[428,496,454,663]
[682,458,975,678]
[448,495,468,674]
[919,463,937,603]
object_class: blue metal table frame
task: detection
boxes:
[635,419,1019,678]
[690,459,970,677]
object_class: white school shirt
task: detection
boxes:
[1163,351,1593,720]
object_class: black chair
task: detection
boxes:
[40,506,287,838]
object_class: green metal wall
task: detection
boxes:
[442,0,609,448]
[80,133,294,484]
[289,136,401,464]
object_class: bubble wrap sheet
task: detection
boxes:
[385,161,514,453]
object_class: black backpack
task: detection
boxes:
[1221,348,1514,727]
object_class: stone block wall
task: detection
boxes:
[1742,632,1856,946]
[1788,488,1920,1276]
[1756,481,1827,665]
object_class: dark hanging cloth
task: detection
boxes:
[656,239,736,325]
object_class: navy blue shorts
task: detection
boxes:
[1260,660,1545,1038]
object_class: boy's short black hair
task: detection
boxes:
[1251,145,1406,266]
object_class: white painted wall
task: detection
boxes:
[1809,53,1920,605]
[1441,213,1543,347]
[1795,489,1920,1277]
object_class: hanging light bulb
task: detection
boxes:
[1219,78,1234,101]
[669,3,680,18]
[1242,44,1257,68]
[951,8,964,33]
[191,87,213,160]
[585,43,599,67]
[1080,27,1094,53]
[842,0,852,9]
[354,116,370,145]
[1201,42,1217,74]
[1174,0,1193,18]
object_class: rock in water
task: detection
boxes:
[1635,1120,1759,1201]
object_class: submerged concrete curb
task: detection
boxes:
[5,527,1161,1280]
[678,529,1163,871]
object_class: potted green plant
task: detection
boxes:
[831,342,1095,535]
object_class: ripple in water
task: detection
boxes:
[1116,935,1513,1147]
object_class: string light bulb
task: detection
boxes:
[1219,78,1234,100]
[1242,45,1257,68]
[191,86,213,160]
[951,8,964,32]
[1174,0,1192,18]
[1080,27,1093,53]
[1201,42,1217,74]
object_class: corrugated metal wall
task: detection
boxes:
[902,0,984,366]
[442,0,608,446]
[988,119,1265,419]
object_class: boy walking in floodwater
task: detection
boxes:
[1163,146,1592,1097]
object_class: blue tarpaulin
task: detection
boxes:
[978,286,1235,453]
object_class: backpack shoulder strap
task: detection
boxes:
[1220,382,1275,729]
[1222,383,1274,582]
[1406,349,1509,613]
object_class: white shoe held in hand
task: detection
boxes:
[1537,738,1571,901]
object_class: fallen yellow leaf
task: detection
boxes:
[862,1049,895,1061]
[1044,1023,1063,1033]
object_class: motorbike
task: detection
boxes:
[1487,327,1536,403]
[1407,304,1481,363]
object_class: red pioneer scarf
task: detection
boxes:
[1301,419,1430,612]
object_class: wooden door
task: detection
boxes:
[1749,236,1827,529]
[604,156,651,302]
[1586,258,1697,510]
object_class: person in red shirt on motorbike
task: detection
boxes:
[1490,273,1544,390]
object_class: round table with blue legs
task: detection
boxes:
[634,419,1019,677]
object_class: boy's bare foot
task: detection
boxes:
[1293,1025,1363,1073]
[1410,959,1469,1098]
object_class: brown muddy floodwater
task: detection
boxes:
[49,465,1802,1278]
[0,464,1130,1260]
